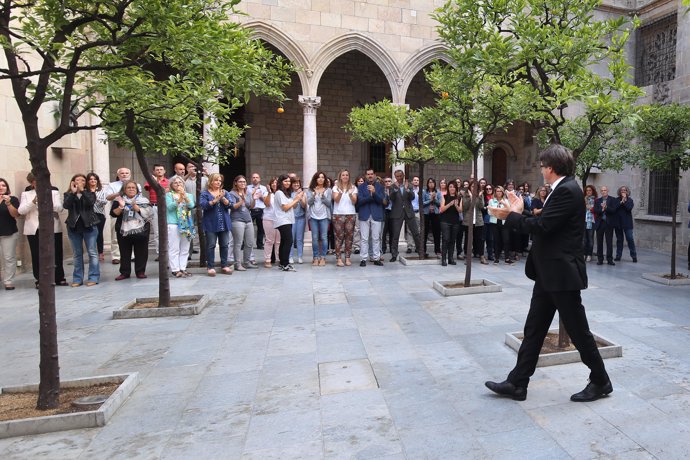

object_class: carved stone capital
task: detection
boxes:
[299,95,321,115]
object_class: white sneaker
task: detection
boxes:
[289,257,294,264]
[586,256,592,262]
[297,257,303,264]
[283,264,297,272]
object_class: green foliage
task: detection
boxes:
[538,116,633,183]
[633,103,690,172]
[345,100,445,166]
[0,0,293,156]
[432,0,643,159]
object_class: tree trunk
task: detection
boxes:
[671,158,679,279]
[28,138,61,410]
[124,110,171,307]
[417,161,426,260]
[463,153,479,288]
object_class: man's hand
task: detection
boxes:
[487,205,510,220]
[506,191,524,214]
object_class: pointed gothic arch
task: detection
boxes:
[309,33,400,100]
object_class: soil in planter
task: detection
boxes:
[131,299,196,309]
[539,332,609,354]
[444,282,487,289]
[662,273,688,280]
[0,382,119,422]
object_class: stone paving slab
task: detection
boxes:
[0,248,689,458]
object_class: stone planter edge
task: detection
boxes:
[112,294,210,319]
[504,329,623,367]
[641,273,690,286]
[433,279,502,296]
[0,372,140,439]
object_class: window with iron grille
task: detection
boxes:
[635,14,677,87]
[369,142,387,174]
[647,142,679,217]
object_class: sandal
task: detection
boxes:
[345,258,352,266]
[336,259,344,267]
[207,268,216,277]
[264,261,272,268]
[221,266,233,275]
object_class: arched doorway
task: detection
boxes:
[491,148,507,186]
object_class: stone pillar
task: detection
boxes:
[392,103,409,176]
[299,95,321,182]
[203,112,219,174]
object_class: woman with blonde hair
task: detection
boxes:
[166,176,195,277]
[331,169,358,266]
[200,173,233,276]
[307,171,332,266]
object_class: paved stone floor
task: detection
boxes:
[1,246,690,459]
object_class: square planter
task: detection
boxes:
[641,273,690,286]
[399,255,441,266]
[433,279,502,296]
[504,329,622,367]
[113,294,209,319]
[0,372,139,439]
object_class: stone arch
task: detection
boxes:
[310,33,400,100]
[399,42,450,103]
[243,20,310,95]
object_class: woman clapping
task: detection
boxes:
[166,176,196,277]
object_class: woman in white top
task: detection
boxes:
[18,172,67,287]
[332,169,358,267]
[261,177,280,268]
[488,186,513,265]
[274,174,304,272]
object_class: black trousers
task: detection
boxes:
[95,213,106,254]
[251,208,265,249]
[382,210,393,253]
[425,213,441,254]
[27,231,66,282]
[507,282,609,388]
[117,231,149,276]
[596,224,614,262]
[277,224,293,266]
[456,224,466,256]
[440,222,458,261]
[463,224,484,256]
[492,221,512,261]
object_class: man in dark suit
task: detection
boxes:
[485,144,612,402]
[593,186,619,266]
[388,170,420,262]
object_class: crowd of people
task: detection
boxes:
[0,160,677,289]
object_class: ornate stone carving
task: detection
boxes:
[298,95,321,115]
[305,69,313,78]
[653,81,671,103]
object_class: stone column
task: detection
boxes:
[203,112,219,174]
[299,95,321,182]
[392,103,409,176]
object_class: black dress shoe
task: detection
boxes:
[360,260,366,267]
[614,257,621,261]
[596,261,603,265]
[406,248,412,254]
[374,260,383,266]
[448,259,456,265]
[441,259,447,266]
[607,261,616,266]
[570,380,613,402]
[390,256,397,262]
[485,380,527,401]
[632,257,637,263]
[354,249,360,254]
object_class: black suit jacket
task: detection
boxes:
[389,183,415,220]
[505,176,587,292]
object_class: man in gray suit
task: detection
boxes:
[388,170,420,262]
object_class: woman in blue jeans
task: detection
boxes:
[200,173,233,276]
[307,171,332,266]
[63,174,100,286]
[290,176,307,264]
